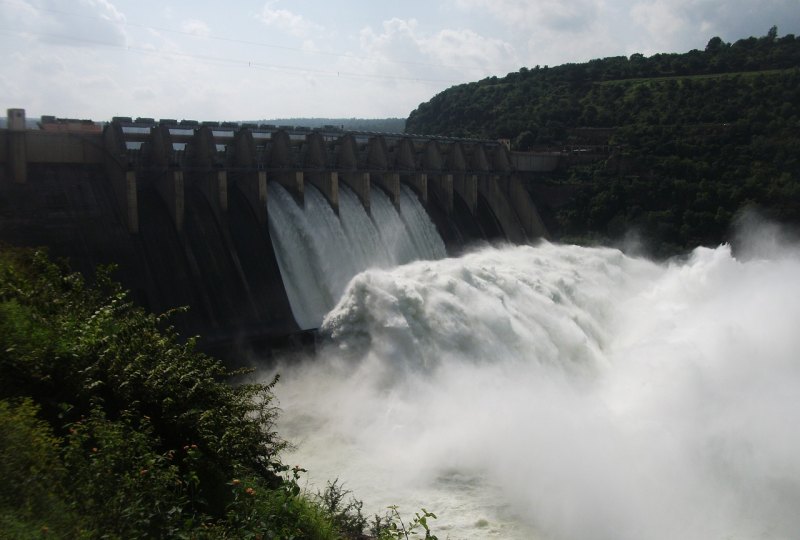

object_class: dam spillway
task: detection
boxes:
[0,111,547,354]
[269,182,446,330]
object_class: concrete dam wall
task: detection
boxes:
[1,112,547,355]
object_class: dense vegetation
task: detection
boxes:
[0,247,437,539]
[406,29,800,255]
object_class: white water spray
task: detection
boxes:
[267,182,445,329]
[272,236,800,540]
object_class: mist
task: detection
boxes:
[266,226,800,539]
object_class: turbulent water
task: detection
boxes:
[269,227,800,540]
[267,182,445,329]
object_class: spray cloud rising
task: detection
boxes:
[269,226,800,540]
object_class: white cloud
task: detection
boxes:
[357,18,420,70]
[450,0,627,68]
[257,1,322,38]
[630,2,687,50]
[180,19,211,38]
[357,18,518,79]
[2,0,799,120]
[453,0,800,65]
[0,0,126,48]
[0,0,38,23]
[423,28,518,72]
[39,0,128,47]
[3,48,115,116]
[133,86,157,101]
[455,0,599,33]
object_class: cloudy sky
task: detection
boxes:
[1,0,798,122]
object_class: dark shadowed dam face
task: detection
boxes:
[0,121,547,355]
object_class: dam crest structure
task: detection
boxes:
[1,109,549,356]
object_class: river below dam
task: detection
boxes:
[265,227,800,540]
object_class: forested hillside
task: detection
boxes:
[406,29,800,255]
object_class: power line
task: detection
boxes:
[0,0,491,73]
[0,27,463,84]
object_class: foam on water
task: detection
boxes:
[271,237,800,540]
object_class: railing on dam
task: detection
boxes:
[1,109,548,243]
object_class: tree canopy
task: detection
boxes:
[406,29,800,255]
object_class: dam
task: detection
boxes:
[0,109,547,355]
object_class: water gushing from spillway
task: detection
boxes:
[267,182,445,329]
[269,233,800,540]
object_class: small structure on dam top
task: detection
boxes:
[1,109,548,356]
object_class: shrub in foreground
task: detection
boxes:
[0,248,329,537]
[0,247,438,538]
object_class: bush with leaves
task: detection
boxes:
[318,479,367,539]
[0,247,331,537]
[0,399,83,537]
[0,247,441,539]
[371,507,439,540]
